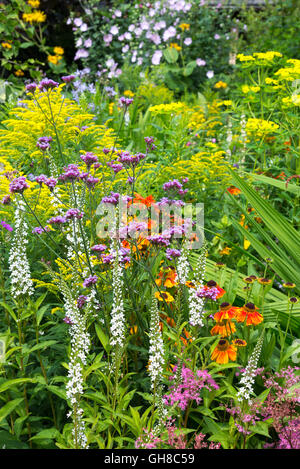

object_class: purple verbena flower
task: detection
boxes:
[83,275,98,288]
[119,96,134,107]
[9,176,29,194]
[107,161,123,173]
[35,174,48,185]
[48,215,66,224]
[62,75,76,83]
[166,248,181,260]
[25,82,37,93]
[0,220,13,232]
[1,195,11,205]
[39,78,59,91]
[32,226,50,234]
[77,295,87,309]
[101,192,120,205]
[80,152,98,168]
[91,244,107,252]
[65,208,84,220]
[45,177,58,190]
[59,164,80,182]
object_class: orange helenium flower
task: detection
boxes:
[132,193,155,207]
[211,339,237,364]
[210,320,236,337]
[156,267,178,288]
[232,339,247,347]
[235,303,263,326]
[214,302,238,322]
[227,186,241,195]
[185,280,197,288]
[154,291,174,303]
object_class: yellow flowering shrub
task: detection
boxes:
[135,82,174,107]
[148,102,188,115]
[137,150,230,191]
[0,85,117,169]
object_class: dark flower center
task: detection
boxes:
[207,280,217,287]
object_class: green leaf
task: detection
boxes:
[0,398,24,423]
[0,430,29,449]
[30,428,60,441]
[163,47,179,64]
[46,385,66,400]
[227,167,300,293]
[250,173,300,196]
[25,340,57,355]
[0,301,17,322]
[19,41,35,49]
[95,324,110,352]
[183,61,196,77]
[249,421,270,438]
[0,378,35,393]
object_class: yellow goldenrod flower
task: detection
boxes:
[109,102,114,114]
[149,102,188,114]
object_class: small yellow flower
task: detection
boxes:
[217,100,232,107]
[124,90,134,98]
[253,51,282,61]
[28,0,40,7]
[214,81,227,89]
[51,307,63,315]
[237,54,255,62]
[53,46,64,56]
[129,325,138,335]
[48,55,62,65]
[178,23,190,31]
[109,102,114,115]
[243,239,251,250]
[22,10,46,23]
[14,69,24,77]
[1,42,12,49]
[219,246,231,255]
[170,43,182,52]
[265,77,279,85]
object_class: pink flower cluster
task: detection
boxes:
[164,364,219,411]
